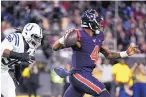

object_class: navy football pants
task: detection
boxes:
[63,71,112,97]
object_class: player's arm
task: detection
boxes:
[52,37,65,51]
[100,44,140,59]
[1,36,16,58]
[1,34,34,61]
[52,29,80,51]
[2,49,35,62]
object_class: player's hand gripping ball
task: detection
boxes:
[64,29,78,47]
[126,45,141,56]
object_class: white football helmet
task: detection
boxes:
[22,23,43,49]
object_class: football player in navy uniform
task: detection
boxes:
[52,9,140,97]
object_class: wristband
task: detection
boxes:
[120,51,128,58]
[58,36,65,44]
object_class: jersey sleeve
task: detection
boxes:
[0,33,19,56]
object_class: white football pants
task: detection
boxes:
[1,71,16,97]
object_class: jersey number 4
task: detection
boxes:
[90,45,99,61]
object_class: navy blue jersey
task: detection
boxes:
[71,29,104,69]
[54,29,108,97]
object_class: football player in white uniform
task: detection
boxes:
[1,23,43,97]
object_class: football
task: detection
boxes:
[64,29,78,47]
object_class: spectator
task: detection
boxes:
[1,1,146,53]
[118,83,133,97]
[102,59,113,92]
[1,20,15,37]
[104,32,116,50]
[132,62,146,97]
[41,35,53,59]
[112,59,133,97]
[22,63,39,97]
[117,32,129,51]
[50,69,64,97]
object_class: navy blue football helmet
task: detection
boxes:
[81,9,105,34]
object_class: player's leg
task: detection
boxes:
[1,72,16,97]
[71,72,112,97]
[1,72,7,97]
[63,85,84,97]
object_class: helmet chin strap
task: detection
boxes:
[88,23,100,35]
[95,30,100,34]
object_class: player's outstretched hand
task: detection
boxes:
[126,45,141,56]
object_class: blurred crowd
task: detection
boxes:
[1,1,146,97]
[2,1,146,52]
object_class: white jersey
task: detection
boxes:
[1,32,35,73]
